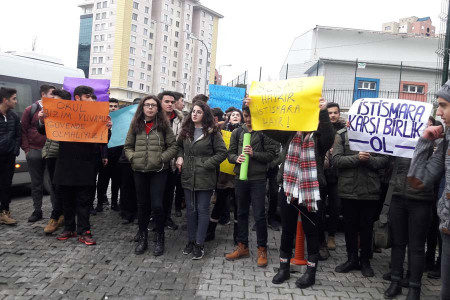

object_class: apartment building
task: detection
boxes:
[77,0,223,104]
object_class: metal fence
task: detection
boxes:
[322,89,436,110]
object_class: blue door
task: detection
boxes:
[353,77,380,102]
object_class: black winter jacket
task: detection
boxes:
[0,110,21,156]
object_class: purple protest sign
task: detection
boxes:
[63,77,110,102]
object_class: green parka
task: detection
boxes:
[124,125,178,172]
[332,129,389,200]
[177,129,227,191]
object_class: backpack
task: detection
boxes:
[29,103,39,124]
[233,126,265,152]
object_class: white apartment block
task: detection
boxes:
[77,0,222,104]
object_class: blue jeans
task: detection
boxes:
[184,189,213,245]
[442,232,450,300]
[235,179,267,248]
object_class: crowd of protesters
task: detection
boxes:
[0,80,449,300]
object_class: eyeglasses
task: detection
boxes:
[143,103,157,109]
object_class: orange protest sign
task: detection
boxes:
[42,98,109,143]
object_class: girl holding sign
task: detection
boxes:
[124,96,178,256]
[176,101,227,260]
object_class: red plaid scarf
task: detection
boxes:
[283,131,320,212]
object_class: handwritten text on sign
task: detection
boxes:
[219,130,236,175]
[348,98,433,158]
[248,77,324,131]
[42,98,109,143]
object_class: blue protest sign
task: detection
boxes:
[208,84,246,112]
[108,104,138,148]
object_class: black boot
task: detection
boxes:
[335,254,359,273]
[154,232,165,256]
[384,281,402,298]
[133,230,141,242]
[428,256,441,279]
[272,257,291,284]
[406,287,421,300]
[360,259,375,277]
[295,255,318,289]
[135,231,148,255]
[205,221,218,242]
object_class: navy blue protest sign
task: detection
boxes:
[208,84,246,112]
[347,98,433,158]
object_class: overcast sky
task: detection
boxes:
[0,0,443,84]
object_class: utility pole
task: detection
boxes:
[442,1,450,85]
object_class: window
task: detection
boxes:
[172,71,176,77]
[146,86,150,92]
[132,13,138,21]
[130,47,136,54]
[186,24,190,31]
[200,49,203,55]
[161,77,166,84]
[174,41,178,47]
[130,36,136,43]
[94,35,99,42]
[184,63,188,69]
[129,58,135,66]
[149,43,153,50]
[143,28,148,35]
[162,56,167,63]
[209,24,213,30]
[421,25,425,30]
[142,39,147,47]
[209,15,213,21]
[141,50,147,58]
[173,61,177,67]
[102,12,107,19]
[131,24,137,32]
[141,61,145,69]
[174,51,177,58]
[147,75,151,81]
[127,81,133,88]
[164,24,169,32]
[164,35,168,42]
[163,46,168,53]
[172,81,176,87]
[186,43,189,50]
[162,66,166,74]
[175,31,179,38]
[139,83,144,90]
[127,91,133,99]
[201,30,204,37]
[96,13,101,20]
[402,84,425,94]
[97,2,101,9]
[199,58,202,65]
[164,4,169,10]
[93,57,98,64]
[128,69,134,77]
[145,6,149,13]
[198,68,202,74]
[385,26,391,31]
[147,64,152,71]
[187,4,191,10]
[148,54,152,61]
[177,11,181,17]
[99,45,104,52]
[133,1,139,9]
[358,81,376,90]
[150,32,154,39]
[184,73,188,79]
[202,11,206,17]
[98,57,104,63]
[140,72,145,79]
[94,46,99,52]
[163,14,168,22]
[101,23,107,29]
[92,68,97,75]
[95,24,100,31]
[187,14,191,20]
[103,1,107,8]
[197,86,201,93]
[144,17,148,24]
[97,68,103,74]
[176,21,180,27]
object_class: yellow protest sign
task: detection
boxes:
[249,77,324,131]
[219,130,236,175]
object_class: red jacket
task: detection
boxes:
[21,102,47,152]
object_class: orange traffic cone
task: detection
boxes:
[291,211,307,265]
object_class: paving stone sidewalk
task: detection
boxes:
[0,192,441,299]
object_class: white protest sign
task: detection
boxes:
[348,98,433,158]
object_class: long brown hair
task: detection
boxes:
[130,95,169,134]
[180,100,217,139]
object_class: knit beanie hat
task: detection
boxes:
[436,80,450,102]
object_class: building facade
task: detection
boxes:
[383,16,435,37]
[77,6,94,77]
[280,26,439,110]
[77,0,223,103]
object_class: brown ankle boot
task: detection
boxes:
[225,242,249,261]
[0,210,17,225]
[257,247,268,267]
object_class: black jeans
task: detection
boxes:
[174,171,183,211]
[267,166,279,220]
[134,170,168,234]
[324,181,340,236]
[89,156,102,208]
[235,179,268,248]
[60,185,91,234]
[279,188,321,258]
[341,198,378,261]
[0,154,15,211]
[389,196,432,286]
[97,160,121,205]
[119,163,136,220]
[211,188,237,221]
[163,168,178,219]
[47,157,63,220]
[26,149,46,212]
